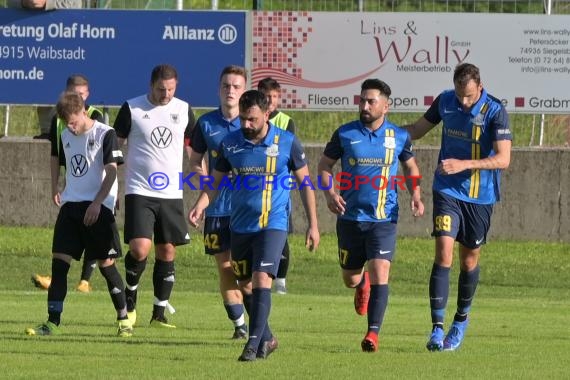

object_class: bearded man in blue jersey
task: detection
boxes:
[318,78,424,353]
[405,63,512,351]
[188,90,320,362]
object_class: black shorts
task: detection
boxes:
[336,219,397,270]
[432,191,493,249]
[52,201,122,261]
[230,229,287,281]
[203,216,231,255]
[124,194,190,246]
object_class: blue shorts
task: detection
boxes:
[336,219,397,270]
[203,216,231,255]
[432,191,493,249]
[230,229,287,281]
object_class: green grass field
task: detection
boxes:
[1,226,569,379]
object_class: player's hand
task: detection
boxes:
[52,192,61,207]
[305,226,320,252]
[326,193,346,215]
[84,202,101,226]
[437,159,467,175]
[411,197,424,217]
[188,208,204,228]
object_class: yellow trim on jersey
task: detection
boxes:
[469,102,488,199]
[376,129,395,219]
[469,126,481,198]
[259,134,280,228]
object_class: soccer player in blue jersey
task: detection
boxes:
[257,77,297,295]
[188,90,320,361]
[189,65,248,339]
[405,63,512,351]
[318,78,424,352]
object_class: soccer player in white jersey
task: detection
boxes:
[31,74,104,294]
[113,64,195,328]
[25,91,132,338]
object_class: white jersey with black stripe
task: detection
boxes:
[60,121,121,212]
[123,95,189,199]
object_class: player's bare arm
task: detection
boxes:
[84,162,117,226]
[187,149,207,188]
[401,157,424,218]
[317,154,346,215]
[188,168,224,228]
[293,164,320,252]
[438,140,511,175]
[404,116,436,140]
[50,156,61,206]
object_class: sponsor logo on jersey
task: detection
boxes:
[384,136,396,149]
[71,154,88,177]
[265,143,279,157]
[151,126,173,148]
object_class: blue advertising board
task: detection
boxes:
[0,9,246,107]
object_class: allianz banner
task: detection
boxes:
[0,9,245,107]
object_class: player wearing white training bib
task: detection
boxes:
[57,120,120,212]
[117,94,190,199]
[113,64,195,329]
[25,91,132,338]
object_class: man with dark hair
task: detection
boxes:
[188,90,320,361]
[32,74,104,293]
[189,65,248,339]
[114,64,196,328]
[318,78,424,352]
[257,77,296,295]
[25,91,131,338]
[405,63,512,351]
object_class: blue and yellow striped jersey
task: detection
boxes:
[215,124,307,233]
[425,89,512,205]
[323,119,414,223]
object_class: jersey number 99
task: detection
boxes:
[434,215,452,232]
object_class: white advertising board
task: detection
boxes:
[251,12,570,113]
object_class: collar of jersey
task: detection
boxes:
[452,88,489,117]
[216,107,240,126]
[357,119,388,136]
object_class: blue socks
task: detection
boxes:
[456,266,480,320]
[367,284,389,334]
[429,263,450,325]
[247,288,272,350]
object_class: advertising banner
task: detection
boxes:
[0,9,246,107]
[251,12,570,113]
